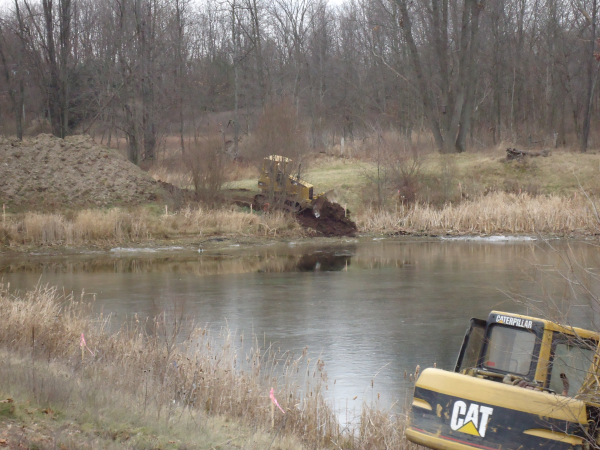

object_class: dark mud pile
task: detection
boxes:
[297,200,357,237]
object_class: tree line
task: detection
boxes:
[0,0,598,163]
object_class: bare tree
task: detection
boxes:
[581,0,598,152]
[0,10,25,139]
[22,0,72,137]
[0,0,598,155]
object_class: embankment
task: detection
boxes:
[1,191,598,251]
[0,284,418,450]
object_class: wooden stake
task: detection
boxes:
[165,205,168,215]
[271,401,275,428]
[2,204,5,225]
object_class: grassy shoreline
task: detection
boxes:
[1,191,599,253]
[0,284,418,450]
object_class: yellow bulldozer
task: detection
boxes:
[254,155,327,217]
[407,311,600,449]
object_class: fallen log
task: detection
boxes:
[506,148,550,161]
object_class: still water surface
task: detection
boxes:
[2,237,599,409]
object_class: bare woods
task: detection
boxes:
[0,0,598,160]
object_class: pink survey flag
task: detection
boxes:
[270,388,285,414]
[80,333,94,355]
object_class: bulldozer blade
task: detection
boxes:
[312,190,334,218]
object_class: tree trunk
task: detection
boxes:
[42,0,62,137]
[432,0,451,132]
[513,0,526,143]
[231,0,239,156]
[396,0,444,151]
[137,0,156,162]
[456,1,484,153]
[0,22,22,140]
[249,0,266,107]
[445,0,474,153]
[59,0,71,138]
[581,0,598,152]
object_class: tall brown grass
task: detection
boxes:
[0,206,304,246]
[2,192,597,249]
[357,192,600,234]
[0,283,420,449]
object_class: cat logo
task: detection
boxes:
[450,400,494,438]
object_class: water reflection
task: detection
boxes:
[0,245,358,275]
[1,238,599,409]
[295,251,352,272]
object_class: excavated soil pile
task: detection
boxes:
[0,134,164,207]
[297,200,357,237]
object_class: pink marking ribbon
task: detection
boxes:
[270,388,285,414]
[80,333,94,356]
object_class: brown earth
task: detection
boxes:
[0,134,165,208]
[0,133,356,238]
[296,200,357,237]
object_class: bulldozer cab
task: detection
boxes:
[261,155,291,182]
[407,311,600,450]
[257,155,315,212]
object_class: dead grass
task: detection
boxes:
[357,192,600,234]
[0,283,421,450]
[0,206,304,247]
[226,140,600,213]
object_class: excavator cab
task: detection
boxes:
[407,311,599,450]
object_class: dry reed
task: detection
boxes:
[357,192,600,234]
[0,283,420,449]
[2,192,595,248]
[0,206,303,247]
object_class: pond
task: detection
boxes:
[2,237,598,411]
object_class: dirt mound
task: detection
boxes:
[296,201,357,237]
[0,134,164,208]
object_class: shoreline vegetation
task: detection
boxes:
[0,284,418,449]
[0,192,598,251]
[2,134,600,252]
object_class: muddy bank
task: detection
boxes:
[297,200,357,237]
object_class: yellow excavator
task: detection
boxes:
[407,311,600,449]
[254,155,327,217]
